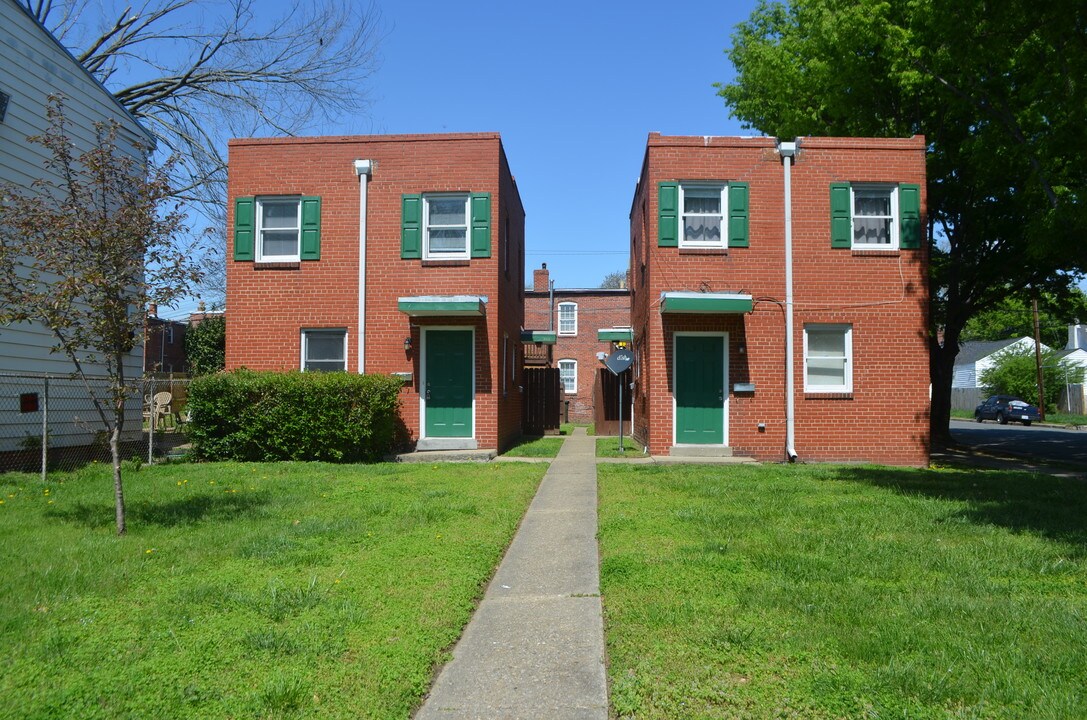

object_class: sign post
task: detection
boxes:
[603,349,635,453]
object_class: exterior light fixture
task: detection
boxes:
[0,91,9,123]
[404,336,412,352]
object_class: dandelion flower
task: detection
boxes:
[145,548,154,554]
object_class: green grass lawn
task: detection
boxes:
[502,436,565,458]
[598,463,1087,719]
[0,460,544,719]
[596,437,647,458]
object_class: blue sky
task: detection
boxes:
[319,0,760,291]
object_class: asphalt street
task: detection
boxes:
[950,419,1087,468]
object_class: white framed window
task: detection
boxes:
[257,197,301,261]
[302,329,347,372]
[424,194,470,259]
[804,324,852,393]
[558,302,578,336]
[558,359,577,395]
[852,185,898,248]
[680,183,726,247]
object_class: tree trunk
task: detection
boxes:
[111,423,126,535]
[929,331,962,448]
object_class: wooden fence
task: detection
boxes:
[592,368,631,436]
[522,367,561,435]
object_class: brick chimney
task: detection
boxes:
[533,263,550,292]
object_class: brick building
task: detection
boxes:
[144,305,188,374]
[226,133,525,452]
[523,264,631,422]
[629,134,929,465]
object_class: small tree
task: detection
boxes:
[0,98,201,535]
[186,314,226,376]
[600,270,627,289]
[979,346,1085,411]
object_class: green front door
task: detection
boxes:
[425,329,473,438]
[675,335,725,444]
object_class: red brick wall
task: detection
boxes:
[226,133,525,451]
[631,134,929,466]
[524,285,631,422]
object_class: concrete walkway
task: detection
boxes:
[415,427,607,719]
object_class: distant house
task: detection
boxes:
[143,305,188,374]
[1053,323,1087,370]
[952,338,1049,389]
[523,263,631,423]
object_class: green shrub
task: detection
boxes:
[187,370,403,462]
[980,346,1085,411]
[185,314,226,376]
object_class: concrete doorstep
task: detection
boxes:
[414,427,607,720]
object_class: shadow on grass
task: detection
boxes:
[832,466,1087,550]
[47,491,271,529]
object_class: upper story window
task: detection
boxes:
[804,324,852,393]
[658,182,748,249]
[302,329,347,372]
[233,195,321,263]
[257,197,301,261]
[852,185,898,248]
[401,192,491,260]
[424,194,470,259]
[830,182,921,251]
[680,184,726,247]
[558,302,577,336]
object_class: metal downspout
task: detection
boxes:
[354,159,372,374]
[779,140,798,461]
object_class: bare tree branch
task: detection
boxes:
[24,0,382,306]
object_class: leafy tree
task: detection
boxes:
[979,347,1085,411]
[961,290,1087,348]
[600,270,628,289]
[24,0,382,306]
[0,99,202,535]
[718,0,1087,442]
[185,313,225,376]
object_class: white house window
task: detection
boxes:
[680,184,726,247]
[804,324,852,393]
[257,197,301,261]
[559,359,577,395]
[852,185,898,248]
[424,194,470,259]
[302,329,347,372]
[558,302,578,336]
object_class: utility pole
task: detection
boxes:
[1032,294,1046,421]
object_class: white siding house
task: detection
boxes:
[1,0,152,453]
[952,337,1049,389]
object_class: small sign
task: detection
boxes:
[19,393,39,413]
[604,349,634,376]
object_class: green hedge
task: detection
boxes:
[186,370,403,462]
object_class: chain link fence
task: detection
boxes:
[0,372,193,478]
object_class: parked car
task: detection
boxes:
[974,395,1040,426]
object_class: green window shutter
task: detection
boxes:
[470,192,491,258]
[830,182,852,249]
[300,196,321,260]
[658,182,678,247]
[727,182,749,248]
[401,194,422,259]
[899,183,922,249]
[234,197,254,261]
